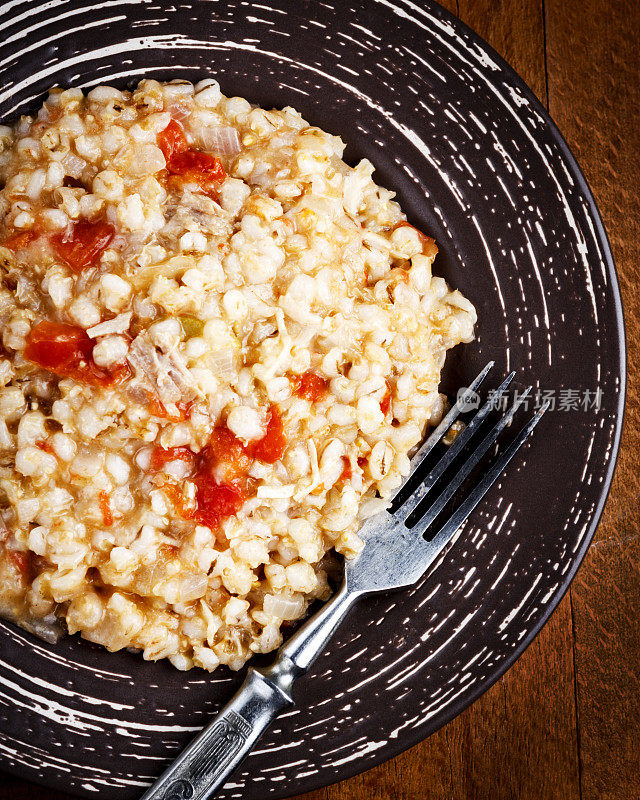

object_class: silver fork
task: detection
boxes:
[141,363,548,800]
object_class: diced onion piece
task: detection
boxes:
[25,614,67,644]
[192,125,241,155]
[168,103,191,122]
[0,606,67,644]
[175,572,208,602]
[263,593,305,620]
[209,348,238,381]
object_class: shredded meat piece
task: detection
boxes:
[160,190,231,240]
[127,331,198,406]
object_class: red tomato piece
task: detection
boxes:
[200,427,251,483]
[157,118,189,163]
[150,446,195,471]
[148,395,193,421]
[193,476,246,530]
[2,230,39,251]
[99,491,113,527]
[339,456,352,482]
[98,363,131,387]
[25,321,128,387]
[187,431,250,527]
[247,405,286,464]
[148,395,169,419]
[155,404,287,531]
[160,483,196,521]
[168,150,226,189]
[159,119,226,192]
[291,371,329,402]
[155,427,251,529]
[380,381,392,416]
[51,220,115,272]
[25,321,93,371]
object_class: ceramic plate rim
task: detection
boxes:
[0,0,627,795]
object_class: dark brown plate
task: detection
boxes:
[0,1,625,797]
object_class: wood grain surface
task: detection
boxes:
[3,1,638,799]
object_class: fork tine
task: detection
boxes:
[412,402,550,566]
[392,371,516,516]
[391,360,494,509]
[406,386,533,535]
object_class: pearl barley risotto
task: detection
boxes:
[0,79,475,671]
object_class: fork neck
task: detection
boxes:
[276,580,358,673]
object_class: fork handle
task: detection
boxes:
[140,582,357,800]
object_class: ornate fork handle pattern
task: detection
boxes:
[141,584,357,800]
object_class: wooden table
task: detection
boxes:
[5,1,639,799]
